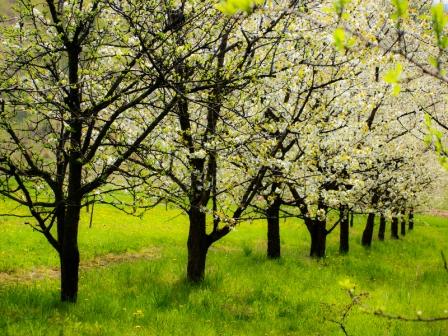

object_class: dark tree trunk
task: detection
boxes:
[361,213,375,247]
[350,212,354,227]
[58,186,81,302]
[391,216,399,239]
[307,218,327,258]
[60,237,80,302]
[266,198,281,259]
[187,207,210,282]
[59,41,83,303]
[339,206,349,254]
[408,209,414,230]
[401,214,406,236]
[378,214,386,241]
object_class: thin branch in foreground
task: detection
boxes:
[324,290,369,336]
[373,310,448,323]
[0,213,33,218]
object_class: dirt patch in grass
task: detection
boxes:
[0,247,161,283]
[428,209,448,218]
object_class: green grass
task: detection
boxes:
[0,202,448,335]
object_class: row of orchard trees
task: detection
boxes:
[0,0,441,302]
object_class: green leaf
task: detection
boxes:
[215,0,263,15]
[391,0,409,21]
[432,3,448,49]
[424,113,432,127]
[428,55,439,68]
[424,113,448,170]
[333,0,351,17]
[338,278,356,290]
[333,27,346,52]
[384,63,403,96]
[384,63,403,84]
[392,84,401,96]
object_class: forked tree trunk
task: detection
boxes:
[350,212,354,227]
[378,214,386,241]
[401,214,406,236]
[266,198,281,259]
[187,207,210,282]
[307,218,327,258]
[408,209,414,230]
[391,216,399,239]
[339,206,349,254]
[361,213,375,247]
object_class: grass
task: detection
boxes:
[0,202,447,335]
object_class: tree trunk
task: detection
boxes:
[60,241,80,302]
[187,207,210,282]
[401,214,406,236]
[307,218,327,258]
[408,209,414,230]
[350,212,354,227]
[61,114,83,302]
[266,198,281,259]
[361,213,375,247]
[378,214,386,241]
[61,43,83,302]
[60,204,81,302]
[339,206,349,254]
[391,216,399,239]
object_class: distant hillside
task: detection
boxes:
[0,0,15,17]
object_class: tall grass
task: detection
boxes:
[0,202,447,335]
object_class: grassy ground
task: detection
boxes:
[0,202,447,335]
